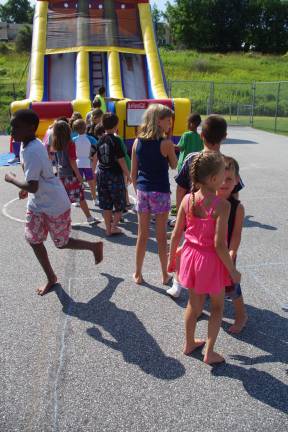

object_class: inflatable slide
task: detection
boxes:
[11,0,190,145]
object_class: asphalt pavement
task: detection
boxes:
[0,128,287,432]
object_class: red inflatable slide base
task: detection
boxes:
[30,102,73,119]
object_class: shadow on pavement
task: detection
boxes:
[216,302,288,414]
[54,274,185,381]
[223,138,258,145]
[244,215,277,230]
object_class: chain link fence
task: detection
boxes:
[168,80,288,135]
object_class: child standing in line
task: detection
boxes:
[69,112,83,139]
[217,156,247,333]
[5,110,103,296]
[72,119,98,206]
[177,113,203,172]
[168,152,241,365]
[52,121,99,225]
[131,104,178,285]
[96,113,131,236]
[86,109,103,138]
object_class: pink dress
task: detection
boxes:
[179,194,230,295]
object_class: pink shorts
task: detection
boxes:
[25,209,71,247]
[136,190,171,214]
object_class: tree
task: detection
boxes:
[152,4,167,46]
[15,24,32,52]
[0,0,34,24]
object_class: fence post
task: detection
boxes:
[210,81,214,114]
[251,81,256,127]
[274,82,281,133]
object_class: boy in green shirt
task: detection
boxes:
[176,113,203,172]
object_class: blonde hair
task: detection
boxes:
[138,104,174,140]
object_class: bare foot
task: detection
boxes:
[183,339,206,355]
[162,273,173,285]
[228,315,248,334]
[133,273,144,285]
[93,242,103,264]
[107,226,123,236]
[204,351,225,365]
[37,275,57,296]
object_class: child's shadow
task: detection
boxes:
[54,274,185,380]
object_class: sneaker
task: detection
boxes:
[87,216,101,225]
[8,156,20,164]
[282,304,288,312]
[72,202,80,207]
[94,199,99,206]
[168,218,176,228]
[166,279,183,298]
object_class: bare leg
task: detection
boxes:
[103,210,113,235]
[134,212,150,284]
[111,211,123,234]
[184,289,206,355]
[229,295,248,333]
[30,243,57,296]
[88,179,96,201]
[204,290,225,364]
[80,199,91,219]
[155,212,170,284]
[60,238,103,264]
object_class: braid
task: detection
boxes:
[190,152,204,211]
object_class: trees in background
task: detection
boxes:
[0,0,34,24]
[164,0,288,53]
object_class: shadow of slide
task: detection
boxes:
[55,274,185,380]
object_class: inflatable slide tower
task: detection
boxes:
[11,0,190,145]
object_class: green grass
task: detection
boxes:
[1,46,288,135]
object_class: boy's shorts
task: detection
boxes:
[96,169,126,212]
[78,168,94,182]
[25,209,71,248]
[136,191,171,214]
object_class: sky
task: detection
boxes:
[0,0,171,10]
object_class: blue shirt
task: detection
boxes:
[136,138,170,193]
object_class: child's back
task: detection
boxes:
[74,133,96,168]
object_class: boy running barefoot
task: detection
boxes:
[5,110,103,296]
[217,156,248,333]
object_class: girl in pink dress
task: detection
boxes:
[168,152,241,365]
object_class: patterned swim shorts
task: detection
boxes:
[136,190,171,214]
[96,169,126,212]
[25,209,71,247]
[60,176,84,203]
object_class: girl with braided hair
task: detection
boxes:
[168,152,241,365]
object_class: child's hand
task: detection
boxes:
[230,269,241,284]
[5,172,16,183]
[167,257,176,273]
[19,190,28,200]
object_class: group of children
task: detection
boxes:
[5,100,247,365]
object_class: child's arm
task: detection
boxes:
[168,198,187,272]
[5,172,38,193]
[229,203,245,260]
[69,158,84,184]
[215,200,241,284]
[162,139,178,169]
[131,139,138,193]
[118,158,131,181]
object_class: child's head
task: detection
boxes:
[91,108,103,125]
[138,104,174,140]
[73,119,86,135]
[92,97,101,109]
[190,151,225,194]
[188,113,201,131]
[201,115,227,149]
[217,156,240,199]
[94,124,105,139]
[10,109,39,142]
[52,120,71,151]
[69,112,82,128]
[98,86,106,97]
[102,112,119,132]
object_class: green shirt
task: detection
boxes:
[177,131,203,171]
[96,94,107,113]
